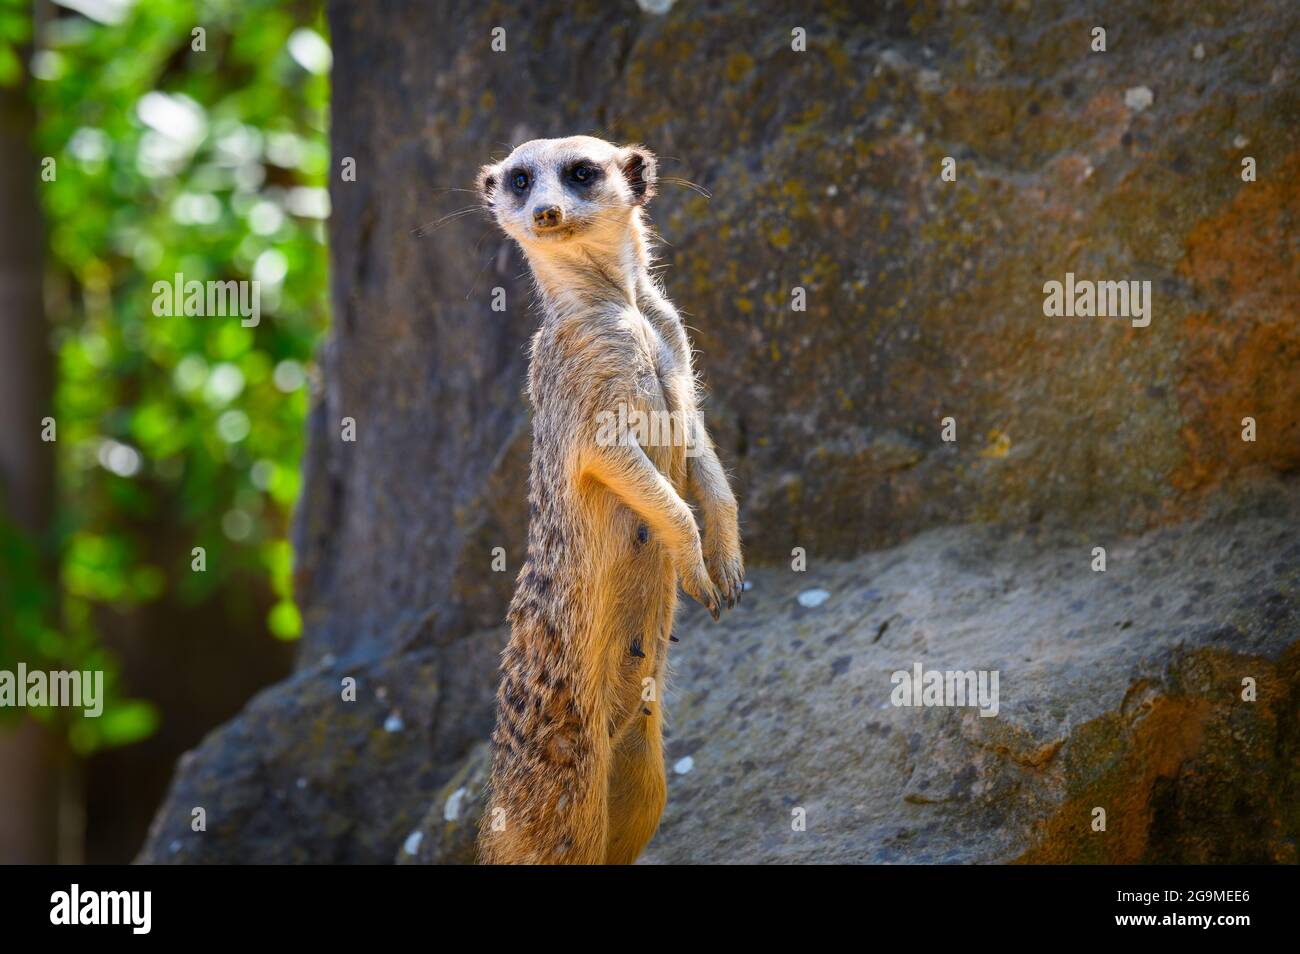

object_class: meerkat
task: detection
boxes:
[474,136,743,864]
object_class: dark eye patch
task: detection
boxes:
[566,160,602,187]
[510,169,531,194]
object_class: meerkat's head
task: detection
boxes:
[477,136,657,253]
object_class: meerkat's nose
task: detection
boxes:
[532,205,563,228]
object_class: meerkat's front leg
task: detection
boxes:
[688,432,744,607]
[583,441,722,618]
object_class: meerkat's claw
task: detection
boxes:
[682,559,722,619]
[712,556,743,616]
[704,549,744,615]
[706,590,721,619]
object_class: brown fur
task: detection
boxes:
[474,137,742,864]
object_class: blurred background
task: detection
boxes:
[0,0,328,863]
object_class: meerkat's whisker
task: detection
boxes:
[463,235,500,301]
[410,205,488,237]
[661,176,711,199]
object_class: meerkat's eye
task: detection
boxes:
[511,170,530,192]
[571,164,595,184]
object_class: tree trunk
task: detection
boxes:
[0,32,59,864]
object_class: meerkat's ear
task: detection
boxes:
[619,145,657,206]
[477,163,499,202]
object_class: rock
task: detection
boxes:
[301,0,1300,645]
[416,481,1300,863]
[641,481,1300,863]
[398,742,491,865]
[137,637,502,863]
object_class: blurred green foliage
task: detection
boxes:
[0,0,30,83]
[0,0,329,752]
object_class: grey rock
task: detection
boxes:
[397,483,1300,864]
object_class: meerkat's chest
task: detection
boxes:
[629,315,684,408]
[631,318,691,478]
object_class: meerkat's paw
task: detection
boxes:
[704,536,745,611]
[680,557,722,621]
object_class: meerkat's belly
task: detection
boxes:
[586,352,692,737]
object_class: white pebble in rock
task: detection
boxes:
[403,830,423,855]
[1124,86,1154,111]
[673,756,694,775]
[383,712,404,733]
[797,588,831,608]
[444,786,467,822]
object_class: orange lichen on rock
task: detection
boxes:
[1172,152,1300,492]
